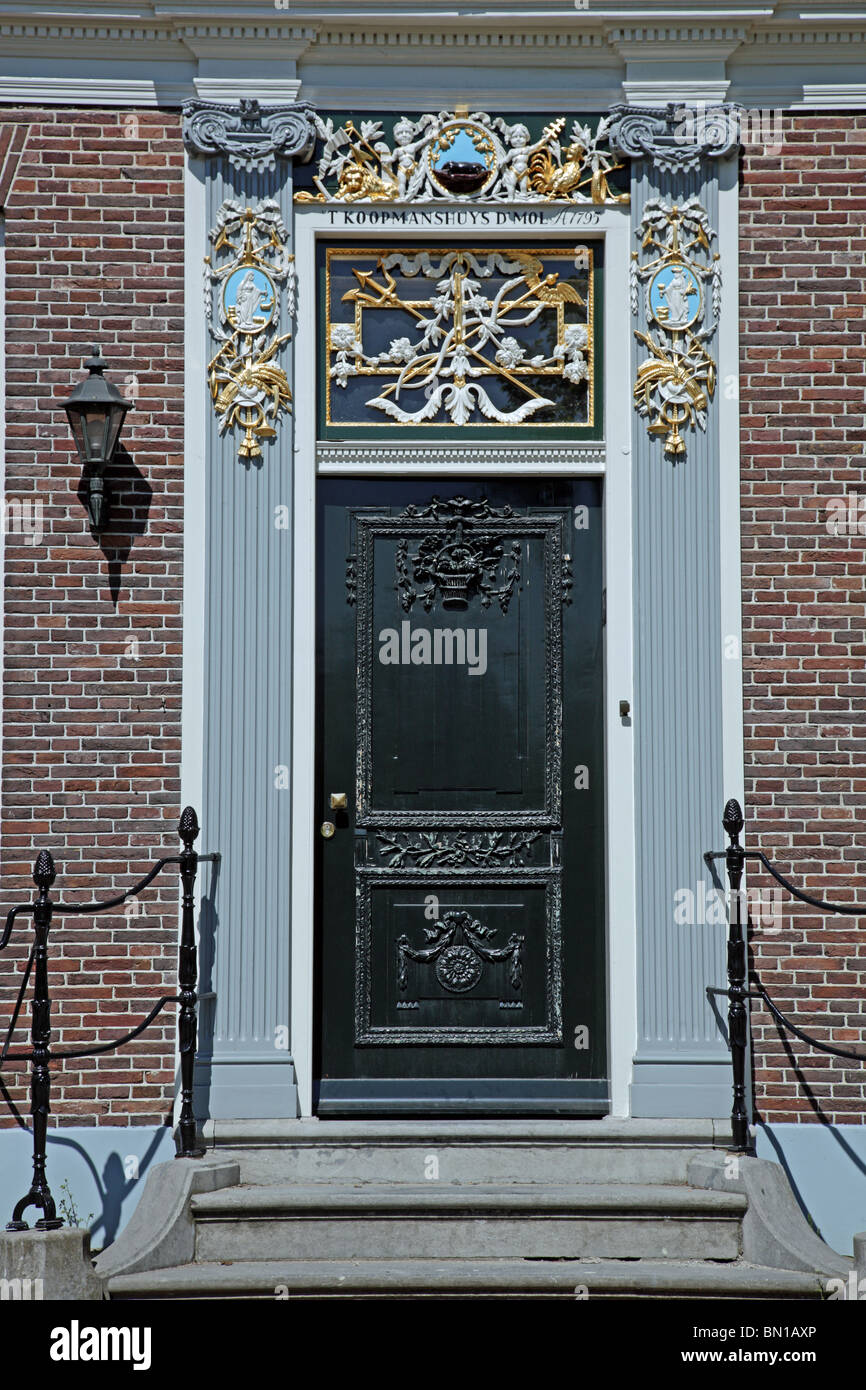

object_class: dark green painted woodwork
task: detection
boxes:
[316,478,606,1114]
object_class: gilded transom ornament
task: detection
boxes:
[205,198,295,460]
[295,109,629,205]
[325,245,593,428]
[630,196,722,459]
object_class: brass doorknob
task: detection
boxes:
[329,792,348,811]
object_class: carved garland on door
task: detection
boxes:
[347,497,573,615]
[354,870,563,1047]
[397,911,524,995]
[376,829,542,869]
[395,496,521,613]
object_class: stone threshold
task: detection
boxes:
[202,1117,734,1147]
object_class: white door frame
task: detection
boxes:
[290,205,636,1117]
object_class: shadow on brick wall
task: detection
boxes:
[76,445,153,606]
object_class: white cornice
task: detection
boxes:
[0,12,866,49]
[800,82,866,105]
[0,6,864,110]
[0,78,194,105]
[0,23,177,41]
[744,27,866,42]
[177,23,318,43]
[0,1,778,19]
[295,89,625,113]
[622,79,732,103]
[192,78,303,102]
[314,29,610,47]
[607,25,749,42]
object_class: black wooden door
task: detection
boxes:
[315,477,606,1114]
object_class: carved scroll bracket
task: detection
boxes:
[183,98,316,172]
[606,102,741,175]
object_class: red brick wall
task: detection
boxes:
[740,112,866,1126]
[0,108,184,1127]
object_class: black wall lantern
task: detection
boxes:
[63,346,132,532]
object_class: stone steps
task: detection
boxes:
[108,1256,826,1301]
[190,1181,747,1262]
[207,1117,730,1187]
[99,1121,848,1300]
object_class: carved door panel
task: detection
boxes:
[316,478,606,1114]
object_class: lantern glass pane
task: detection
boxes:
[104,402,127,459]
[82,409,110,463]
[65,408,88,463]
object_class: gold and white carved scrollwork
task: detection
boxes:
[205,198,295,461]
[631,196,721,460]
[326,246,593,428]
[295,110,629,206]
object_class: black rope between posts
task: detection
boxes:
[705,798,866,1155]
[0,807,219,1230]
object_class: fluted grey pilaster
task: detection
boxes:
[185,100,315,1119]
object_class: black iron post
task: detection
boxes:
[723,798,752,1154]
[8,851,63,1230]
[176,806,204,1158]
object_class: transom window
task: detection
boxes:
[319,242,601,438]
